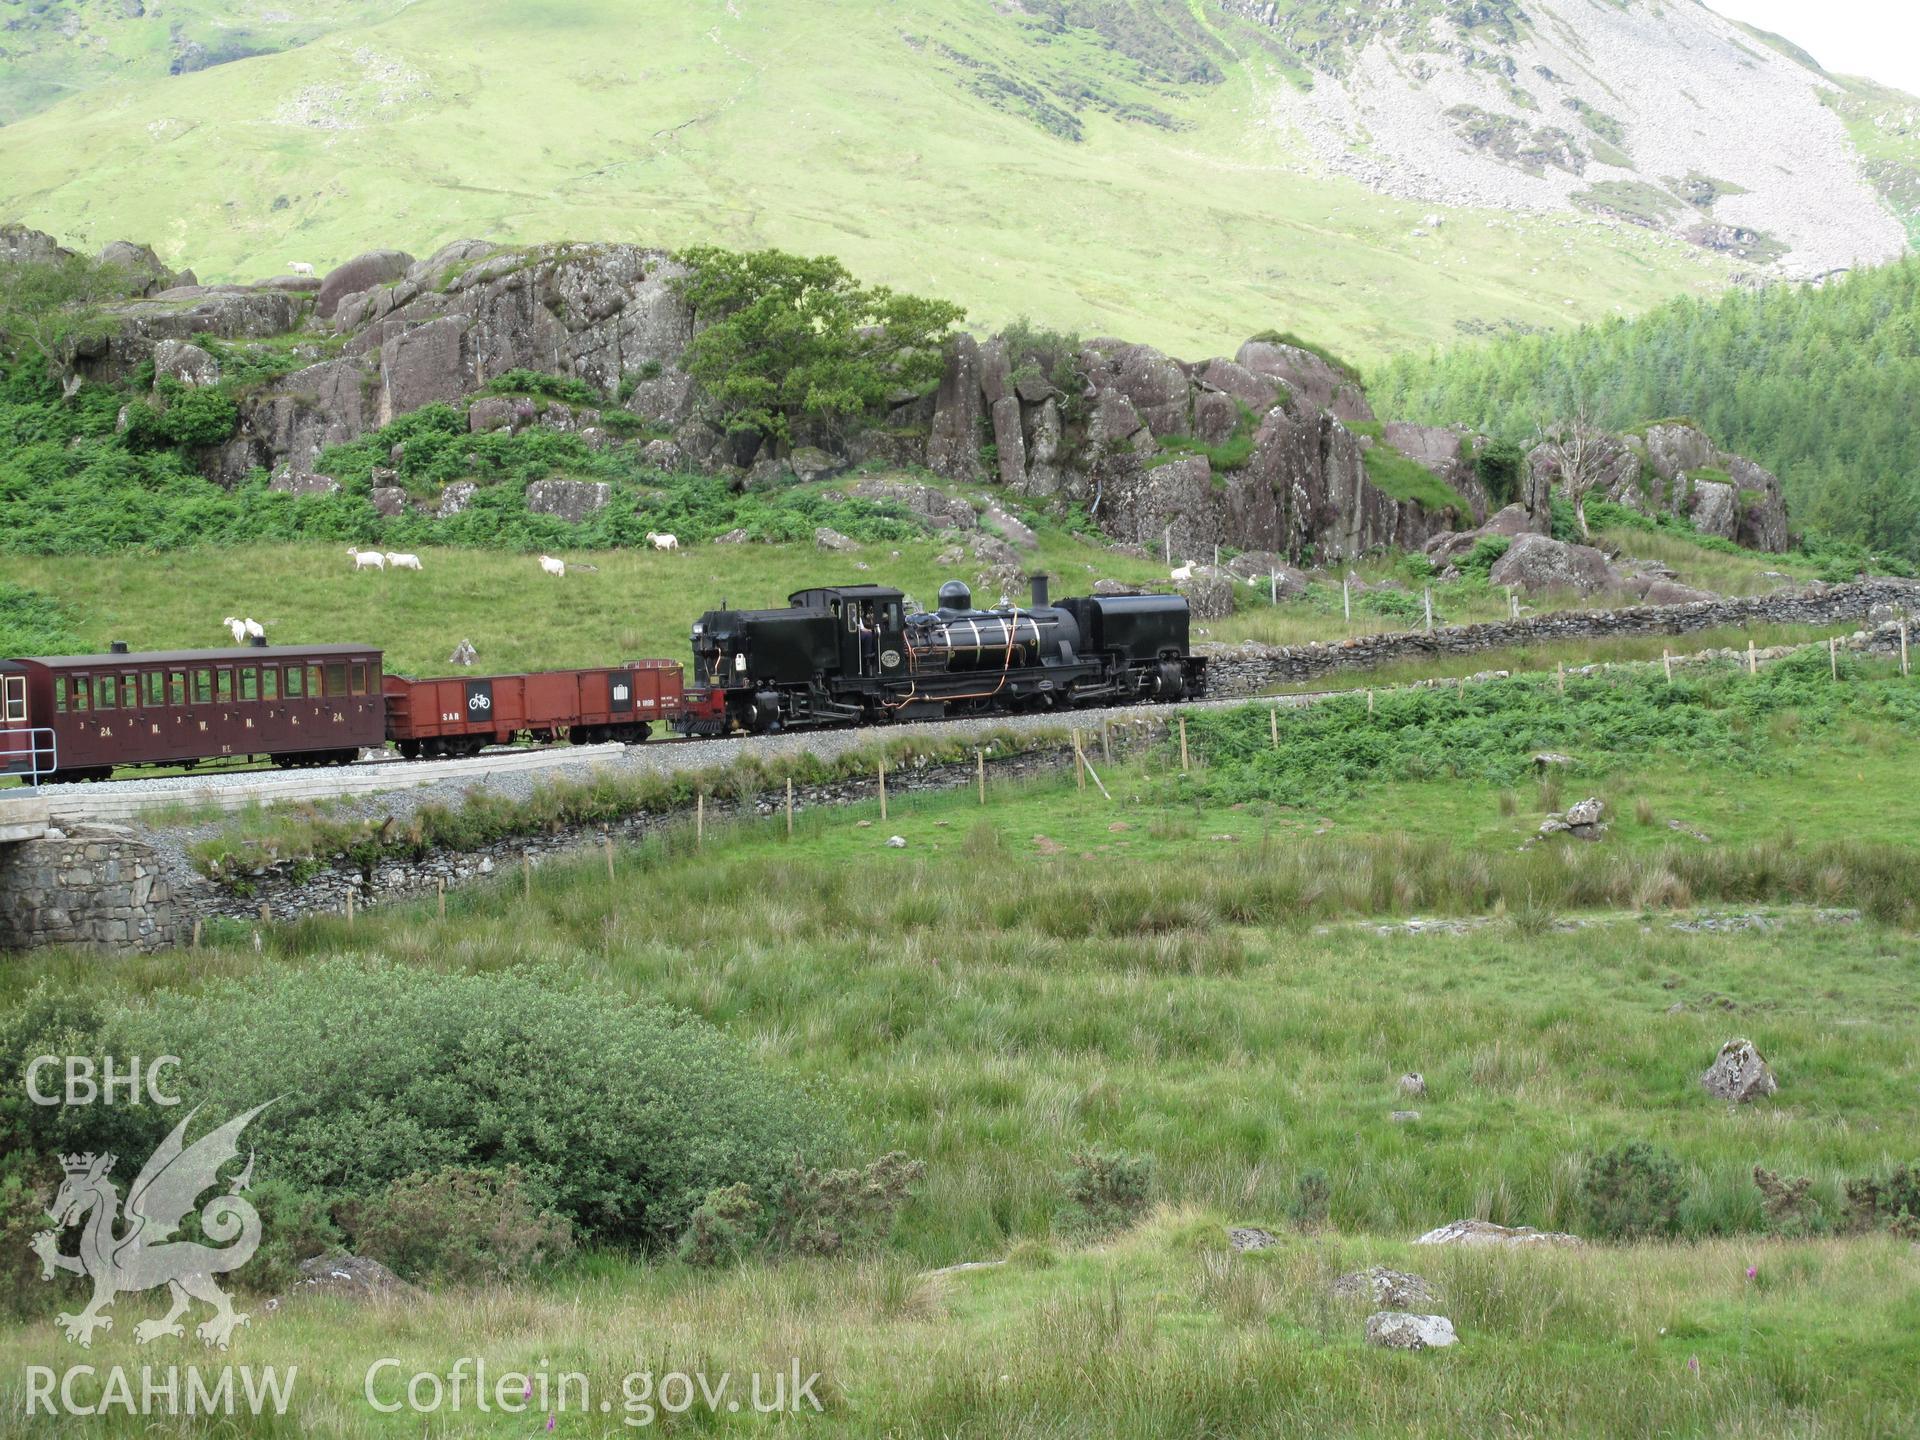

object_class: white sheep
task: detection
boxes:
[645,531,680,551]
[347,548,386,571]
[288,261,315,276]
[222,616,247,644]
[1170,563,1195,583]
[384,551,423,571]
[243,618,265,640]
[539,554,567,577]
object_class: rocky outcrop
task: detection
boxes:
[1236,339,1371,422]
[525,479,611,521]
[315,249,414,320]
[1413,1219,1584,1248]
[1365,1312,1457,1351]
[1487,533,1624,596]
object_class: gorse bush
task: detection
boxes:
[341,1166,575,1283]
[88,960,838,1249]
[1579,1142,1688,1239]
[1061,1147,1155,1235]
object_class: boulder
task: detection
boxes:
[0,224,70,267]
[1365,1312,1457,1351]
[789,446,841,483]
[1564,797,1605,828]
[1638,421,1717,483]
[1399,1073,1428,1098]
[267,471,340,497]
[152,339,220,388]
[1092,579,1143,595]
[642,438,687,471]
[1191,389,1242,447]
[1197,357,1281,413]
[369,486,408,517]
[1228,1226,1280,1252]
[1235,338,1372,422]
[1177,565,1237,620]
[97,240,189,297]
[1689,479,1738,540]
[525,479,610,522]
[1334,1268,1437,1309]
[1102,454,1221,560]
[316,249,415,320]
[405,239,498,292]
[1487,533,1623,597]
[1021,396,1066,498]
[1725,456,1789,552]
[815,527,861,553]
[1109,343,1192,437]
[435,482,478,519]
[714,528,751,544]
[1413,1219,1584,1247]
[1089,386,1150,452]
[1701,1038,1777,1103]
[1643,580,1718,605]
[468,394,536,435]
[267,1254,416,1309]
[1225,552,1310,596]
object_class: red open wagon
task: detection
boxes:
[383,662,683,758]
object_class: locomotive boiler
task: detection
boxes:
[679,574,1206,735]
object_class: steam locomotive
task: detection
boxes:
[679,574,1205,734]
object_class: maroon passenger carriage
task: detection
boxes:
[0,643,386,782]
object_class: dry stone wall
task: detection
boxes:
[0,826,182,953]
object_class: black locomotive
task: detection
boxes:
[679,574,1205,734]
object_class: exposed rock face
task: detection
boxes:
[1365,1312,1457,1351]
[1413,1219,1584,1247]
[1227,1226,1279,1252]
[1176,566,1238,620]
[1701,1038,1777,1103]
[815,527,861,553]
[525,479,610,521]
[926,334,987,483]
[76,285,307,384]
[1487,533,1622,596]
[97,240,192,297]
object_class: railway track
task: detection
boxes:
[22,690,1338,826]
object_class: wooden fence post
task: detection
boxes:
[786,778,794,837]
[976,748,986,804]
[1829,636,1839,680]
[1663,649,1672,684]
[1164,525,1171,564]
[346,890,355,926]
[1178,716,1189,774]
[1270,571,1278,605]
[258,901,269,927]
[1367,688,1374,715]
[1747,640,1757,676]
[1101,721,1111,763]
[604,833,615,882]
[1509,588,1519,620]
[696,793,705,850]
[191,918,203,949]
[1556,661,1565,696]
[1902,619,1910,677]
[1343,579,1351,624]
[1424,587,1434,634]
[437,876,446,920]
[1073,729,1086,790]
[1269,706,1279,749]
[878,759,888,821]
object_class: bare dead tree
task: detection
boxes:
[1537,400,1609,541]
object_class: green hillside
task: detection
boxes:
[1374,258,1920,561]
[0,0,1734,360]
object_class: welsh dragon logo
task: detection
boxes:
[30,1102,274,1350]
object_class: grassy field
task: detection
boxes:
[4,683,1920,1434]
[0,0,1735,362]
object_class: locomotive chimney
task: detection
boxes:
[109,640,129,654]
[1030,573,1050,609]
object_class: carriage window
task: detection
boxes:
[239,667,258,701]
[145,672,165,707]
[262,667,278,701]
[96,675,118,710]
[70,676,90,712]
[325,663,348,697]
[192,669,212,704]
[216,669,233,702]
[123,673,138,707]
[308,665,324,697]
[350,662,368,695]
[53,678,66,713]
[283,666,304,699]
[3,676,23,723]
[168,671,186,706]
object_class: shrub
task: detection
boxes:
[1457,534,1512,579]
[679,1183,764,1268]
[1752,1166,1824,1239]
[246,1178,347,1294]
[0,1169,54,1320]
[1474,438,1526,507]
[770,1151,926,1257]
[1578,1142,1688,1239]
[484,368,601,406]
[1289,1169,1332,1230]
[1059,1146,1155,1235]
[1842,1161,1920,1237]
[121,379,240,449]
[103,960,840,1249]
[342,1166,573,1284]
